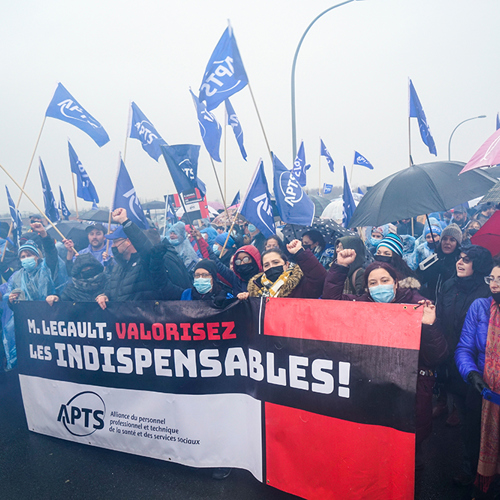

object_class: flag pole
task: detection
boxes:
[223,105,227,204]
[247,82,272,162]
[105,155,123,254]
[0,162,78,252]
[71,172,79,220]
[209,157,230,224]
[318,142,321,195]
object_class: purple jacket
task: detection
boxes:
[455,297,491,382]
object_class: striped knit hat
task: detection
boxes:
[18,240,41,257]
[376,233,403,257]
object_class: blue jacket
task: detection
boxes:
[455,297,492,382]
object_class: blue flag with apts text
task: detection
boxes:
[320,139,334,172]
[113,159,148,230]
[129,102,165,161]
[68,141,99,205]
[190,90,222,162]
[273,154,315,226]
[225,99,247,160]
[409,79,437,156]
[240,160,275,238]
[39,158,60,223]
[58,186,71,220]
[46,83,109,147]
[342,166,356,228]
[199,25,248,111]
[292,141,309,187]
[353,151,374,170]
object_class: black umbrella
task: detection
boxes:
[282,217,356,245]
[79,209,110,223]
[47,221,91,249]
[349,161,496,228]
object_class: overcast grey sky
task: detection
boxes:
[0,0,498,216]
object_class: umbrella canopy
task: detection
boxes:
[480,177,500,204]
[460,128,500,174]
[211,206,244,226]
[79,209,110,223]
[320,194,363,223]
[349,161,495,228]
[47,220,91,249]
[308,195,331,215]
[281,217,356,245]
[141,200,165,210]
[471,211,500,257]
[208,201,224,211]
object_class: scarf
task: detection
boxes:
[248,265,303,298]
[476,299,500,492]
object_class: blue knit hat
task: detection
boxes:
[18,240,41,257]
[376,233,403,257]
[215,232,235,248]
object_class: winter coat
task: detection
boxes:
[323,263,448,443]
[247,249,326,299]
[455,297,492,382]
[335,236,365,295]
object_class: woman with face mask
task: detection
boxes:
[239,239,326,300]
[212,232,236,267]
[323,248,448,475]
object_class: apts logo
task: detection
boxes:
[57,391,105,437]
[279,171,303,207]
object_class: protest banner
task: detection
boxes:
[14,298,421,499]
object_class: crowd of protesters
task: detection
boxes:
[1,201,500,496]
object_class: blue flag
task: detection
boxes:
[240,160,275,238]
[6,186,22,239]
[497,112,499,131]
[342,166,356,228]
[353,151,374,170]
[199,25,248,111]
[323,183,333,195]
[58,186,71,220]
[357,187,364,195]
[113,160,148,230]
[230,191,240,207]
[161,144,206,196]
[68,141,100,205]
[225,99,247,160]
[46,83,109,147]
[129,102,165,161]
[409,79,437,156]
[164,194,178,222]
[190,89,222,162]
[273,154,315,226]
[39,158,60,223]
[320,139,334,172]
[292,141,310,187]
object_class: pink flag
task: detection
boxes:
[460,128,500,174]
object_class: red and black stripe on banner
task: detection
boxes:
[263,298,422,500]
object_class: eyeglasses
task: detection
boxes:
[235,256,252,266]
[194,273,211,279]
[485,276,500,285]
[457,254,471,264]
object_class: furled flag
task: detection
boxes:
[240,160,275,238]
[353,151,374,170]
[273,153,315,226]
[46,83,109,147]
[112,159,148,229]
[342,166,356,228]
[496,112,499,131]
[161,144,206,196]
[292,141,310,187]
[225,99,247,160]
[68,141,100,205]
[199,24,249,111]
[323,183,333,195]
[190,89,222,162]
[39,158,60,223]
[129,102,165,161]
[409,79,437,156]
[320,139,334,172]
[164,194,178,222]
[5,186,22,241]
[58,186,71,220]
[230,191,240,207]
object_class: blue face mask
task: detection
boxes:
[169,237,181,246]
[213,244,221,256]
[369,284,395,303]
[193,277,212,295]
[21,256,37,272]
[370,237,382,247]
[248,224,256,233]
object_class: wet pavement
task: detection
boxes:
[0,369,477,499]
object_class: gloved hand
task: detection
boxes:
[467,371,490,394]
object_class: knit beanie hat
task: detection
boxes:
[424,225,442,237]
[441,223,463,245]
[376,233,403,257]
[18,240,41,257]
[194,259,218,281]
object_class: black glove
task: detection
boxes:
[467,371,490,394]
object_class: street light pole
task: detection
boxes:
[291,0,360,162]
[448,115,487,161]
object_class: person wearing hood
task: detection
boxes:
[166,221,200,273]
[375,233,421,291]
[46,254,108,304]
[419,223,462,301]
[212,232,237,267]
[244,223,266,254]
[323,250,448,475]
[455,257,500,493]
[239,239,326,300]
[334,235,366,295]
[200,226,218,246]
[415,225,442,267]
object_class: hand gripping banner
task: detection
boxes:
[14,298,421,499]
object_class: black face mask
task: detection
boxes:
[303,244,312,251]
[374,255,392,264]
[265,265,285,283]
[235,262,259,280]
[468,228,479,236]
[492,292,500,305]
[80,268,101,280]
